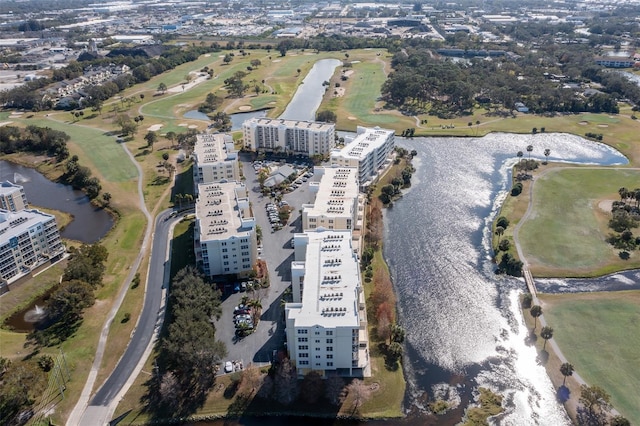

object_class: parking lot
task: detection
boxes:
[215,153,319,372]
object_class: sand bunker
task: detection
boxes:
[188,125,198,129]
[147,124,163,131]
[0,121,13,127]
[597,124,609,128]
[579,121,588,125]
[268,101,277,105]
[272,59,282,63]
[204,54,211,57]
[348,116,357,120]
[178,123,188,127]
[238,105,251,111]
[598,199,614,212]
[343,70,355,77]
[334,88,346,98]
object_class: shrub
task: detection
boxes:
[511,182,523,196]
[522,293,533,308]
[496,216,510,229]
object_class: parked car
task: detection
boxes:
[224,361,233,373]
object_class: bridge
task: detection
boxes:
[522,267,537,298]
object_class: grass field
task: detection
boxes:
[539,291,640,424]
[518,167,640,276]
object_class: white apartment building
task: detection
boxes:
[192,133,239,192]
[0,181,28,212]
[0,209,64,283]
[301,167,364,236]
[194,182,257,278]
[330,126,395,189]
[242,117,335,156]
[285,230,370,377]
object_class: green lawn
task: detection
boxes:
[519,168,640,276]
[540,291,640,424]
[13,117,137,182]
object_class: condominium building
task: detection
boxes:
[0,209,64,283]
[194,182,257,278]
[285,229,370,377]
[192,133,239,192]
[242,117,335,156]
[330,126,395,189]
[0,181,28,212]
[301,167,364,234]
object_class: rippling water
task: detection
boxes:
[384,133,629,424]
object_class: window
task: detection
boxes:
[298,345,308,350]
[326,331,333,336]
[298,329,308,334]
[223,255,228,259]
[315,339,320,343]
[222,248,228,253]
[327,339,333,344]
[299,360,309,366]
[299,353,309,358]
[315,348,320,352]
[297,337,308,342]
[315,331,320,335]
[327,362,333,367]
[326,346,333,352]
[327,354,333,359]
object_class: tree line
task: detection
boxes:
[0,125,70,161]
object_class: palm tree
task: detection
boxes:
[634,188,640,207]
[530,305,542,330]
[540,326,553,349]
[560,362,574,386]
[517,151,523,163]
[543,148,550,164]
[618,187,628,202]
[526,144,533,159]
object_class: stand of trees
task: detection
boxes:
[0,125,70,161]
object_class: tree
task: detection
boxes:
[162,152,169,161]
[527,144,534,159]
[530,305,542,330]
[390,324,405,343]
[144,131,158,151]
[579,384,611,422]
[273,358,298,405]
[102,192,112,206]
[517,151,524,163]
[223,53,233,64]
[316,110,337,123]
[300,371,324,404]
[0,360,46,425]
[325,375,346,406]
[347,379,372,413]
[498,239,510,252]
[496,216,510,229]
[610,415,631,426]
[560,362,574,386]
[165,131,177,147]
[540,326,553,349]
[543,148,551,164]
[250,59,261,68]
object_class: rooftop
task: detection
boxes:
[0,208,55,240]
[193,133,237,165]
[195,182,253,241]
[332,126,394,161]
[245,117,335,132]
[305,167,359,219]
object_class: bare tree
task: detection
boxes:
[347,379,372,413]
[325,376,346,406]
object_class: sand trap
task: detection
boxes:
[204,54,211,57]
[147,124,163,131]
[178,123,188,127]
[268,101,277,105]
[334,87,346,98]
[598,199,614,212]
[350,60,361,64]
[597,124,609,128]
[238,105,251,111]
[272,59,281,63]
[10,112,23,116]
[579,121,588,125]
[348,116,357,120]
[343,70,355,77]
[188,125,198,129]
[0,121,13,126]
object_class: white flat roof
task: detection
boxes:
[245,117,334,132]
[306,167,359,219]
[0,208,54,241]
[333,126,393,161]
[196,182,252,241]
[288,230,360,327]
[0,181,23,197]
[193,133,235,164]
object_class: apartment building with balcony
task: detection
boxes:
[242,117,335,156]
[285,229,370,377]
[0,209,64,283]
[192,133,239,192]
[0,181,28,212]
[330,126,395,189]
[194,182,257,278]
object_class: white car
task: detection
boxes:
[224,361,233,373]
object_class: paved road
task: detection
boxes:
[76,209,175,425]
[215,155,316,368]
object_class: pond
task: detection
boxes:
[0,160,113,243]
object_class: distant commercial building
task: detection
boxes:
[330,126,395,189]
[242,118,335,157]
[192,133,239,192]
[301,167,363,235]
[594,57,635,68]
[285,229,370,377]
[194,182,257,278]
[0,209,64,283]
[0,181,28,212]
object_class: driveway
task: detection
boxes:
[214,154,317,370]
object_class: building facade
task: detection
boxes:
[0,181,28,212]
[0,209,64,283]
[192,133,239,192]
[194,182,257,278]
[285,229,370,377]
[330,126,395,189]
[301,167,363,234]
[242,117,335,156]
